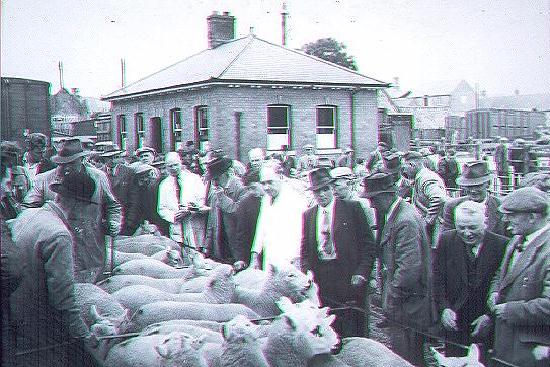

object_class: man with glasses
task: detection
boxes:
[439,161,506,236]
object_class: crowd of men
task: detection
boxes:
[1,133,549,367]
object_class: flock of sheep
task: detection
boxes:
[75,234,480,367]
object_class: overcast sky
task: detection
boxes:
[2,0,549,98]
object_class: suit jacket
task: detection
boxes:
[439,195,506,236]
[433,230,508,318]
[232,190,263,264]
[378,198,433,329]
[301,199,376,303]
[491,225,550,367]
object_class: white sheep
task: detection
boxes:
[218,315,269,367]
[106,248,149,267]
[430,344,486,367]
[150,245,185,267]
[141,322,223,344]
[74,283,128,327]
[113,258,200,279]
[115,234,173,256]
[97,274,191,294]
[104,332,208,367]
[233,268,267,289]
[111,266,235,313]
[335,337,414,367]
[127,301,260,333]
[141,319,222,334]
[234,264,319,317]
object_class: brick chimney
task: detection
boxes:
[207,11,235,48]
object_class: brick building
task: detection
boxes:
[103,12,388,161]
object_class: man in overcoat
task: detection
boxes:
[362,172,433,366]
[433,200,508,357]
[489,187,550,367]
[301,168,376,338]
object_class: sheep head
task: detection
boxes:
[154,332,208,366]
[267,264,317,304]
[205,264,237,303]
[222,315,261,344]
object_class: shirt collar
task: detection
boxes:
[319,198,335,213]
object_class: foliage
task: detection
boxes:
[301,38,358,71]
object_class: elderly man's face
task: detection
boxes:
[456,215,485,245]
[502,212,538,236]
[313,185,334,207]
[462,182,489,202]
[260,175,282,199]
[29,144,46,162]
[249,155,263,170]
[139,152,155,165]
[332,178,352,200]
[57,158,84,177]
[166,161,182,176]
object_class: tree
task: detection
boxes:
[301,38,358,71]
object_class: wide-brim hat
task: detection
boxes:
[206,155,233,180]
[50,170,96,203]
[307,168,335,191]
[100,144,125,158]
[456,161,493,186]
[362,172,398,198]
[51,138,90,164]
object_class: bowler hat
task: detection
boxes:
[362,172,398,198]
[456,161,492,186]
[307,168,335,191]
[135,146,156,156]
[50,170,96,203]
[206,155,233,180]
[499,187,548,214]
[51,139,90,164]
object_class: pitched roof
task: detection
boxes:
[104,34,387,100]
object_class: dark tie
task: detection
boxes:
[376,209,386,244]
[174,175,182,205]
[319,208,336,260]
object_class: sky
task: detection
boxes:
[2,0,549,98]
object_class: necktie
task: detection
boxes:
[174,175,182,205]
[319,208,336,260]
[508,236,526,271]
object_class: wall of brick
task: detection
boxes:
[110,85,380,162]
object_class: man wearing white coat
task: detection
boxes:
[249,163,308,269]
[158,152,207,250]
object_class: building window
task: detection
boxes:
[170,108,182,150]
[135,113,145,148]
[316,105,337,149]
[267,105,290,150]
[194,106,209,151]
[117,114,127,150]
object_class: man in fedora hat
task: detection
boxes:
[488,187,550,367]
[204,155,248,262]
[22,138,122,282]
[362,172,433,366]
[101,144,134,214]
[439,161,506,236]
[9,170,99,366]
[301,168,376,338]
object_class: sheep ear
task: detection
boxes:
[467,344,480,361]
[89,305,102,323]
[276,297,292,313]
[269,264,278,275]
[284,315,298,331]
[155,344,169,359]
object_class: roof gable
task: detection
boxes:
[104,35,387,100]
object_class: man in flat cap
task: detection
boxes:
[489,187,550,367]
[439,161,506,236]
[135,146,156,165]
[362,172,433,366]
[23,138,122,282]
[301,168,376,338]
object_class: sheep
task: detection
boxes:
[97,274,191,294]
[141,322,224,344]
[233,268,267,289]
[151,245,185,267]
[262,298,339,367]
[430,344,486,367]
[234,264,319,317]
[106,248,148,267]
[178,275,210,293]
[89,304,130,361]
[127,301,259,333]
[334,337,414,367]
[114,236,169,256]
[74,283,128,327]
[113,258,200,279]
[141,319,222,334]
[104,332,208,367]
[111,266,235,313]
[218,315,269,367]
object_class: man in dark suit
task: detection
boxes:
[433,200,508,357]
[489,187,550,367]
[439,161,506,236]
[301,168,376,338]
[362,172,433,366]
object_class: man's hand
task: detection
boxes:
[233,261,246,272]
[174,208,192,222]
[249,252,261,269]
[471,314,491,338]
[350,275,366,286]
[493,303,506,319]
[533,345,550,361]
[441,308,458,331]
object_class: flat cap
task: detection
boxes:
[499,187,549,214]
[402,151,423,161]
[330,167,355,180]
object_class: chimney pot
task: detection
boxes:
[207,11,235,48]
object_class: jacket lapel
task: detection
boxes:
[379,199,402,247]
[500,229,549,290]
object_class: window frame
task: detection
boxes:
[135,112,145,148]
[117,114,127,150]
[267,104,291,150]
[194,105,209,151]
[315,105,337,149]
[170,108,182,150]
